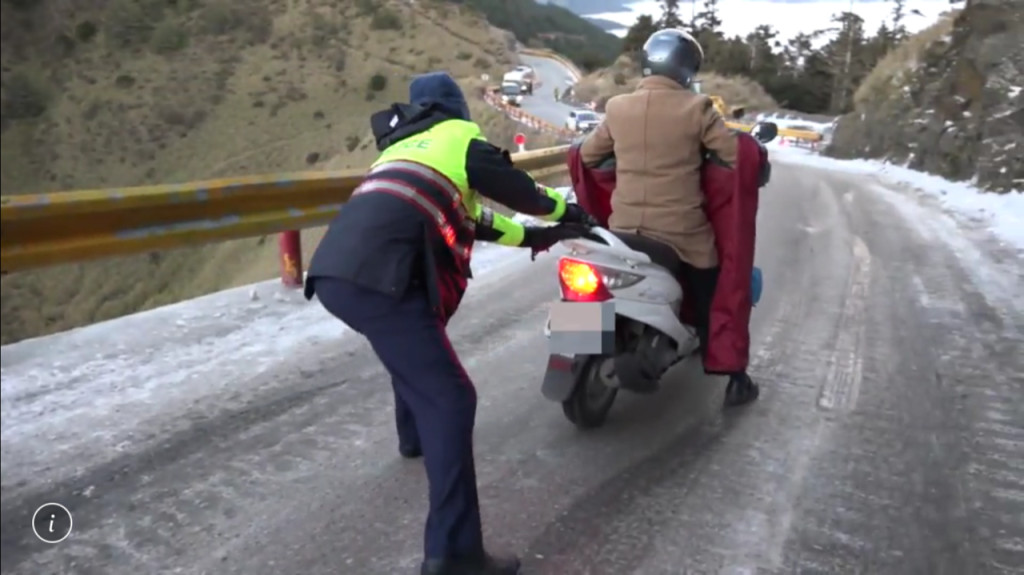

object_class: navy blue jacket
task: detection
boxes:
[305,72,555,314]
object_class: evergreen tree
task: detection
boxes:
[822,11,868,113]
[659,0,684,28]
[595,1,940,115]
[746,25,780,76]
[691,0,724,68]
[693,0,723,34]
[622,14,659,55]
[890,0,909,42]
[865,22,895,64]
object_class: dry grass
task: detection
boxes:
[853,10,960,109]
[572,54,778,113]
[0,0,543,344]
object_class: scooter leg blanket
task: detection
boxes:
[568,143,615,228]
[700,133,763,374]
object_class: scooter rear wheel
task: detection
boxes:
[562,357,618,429]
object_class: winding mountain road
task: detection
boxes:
[517,53,579,128]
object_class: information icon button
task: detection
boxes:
[32,502,72,544]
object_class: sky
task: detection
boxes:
[585,0,964,44]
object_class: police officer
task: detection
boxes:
[304,71,593,575]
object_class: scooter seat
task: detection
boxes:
[609,231,683,277]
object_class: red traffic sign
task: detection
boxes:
[513,133,526,146]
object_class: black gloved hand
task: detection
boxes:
[759,158,772,187]
[757,146,772,187]
[522,223,591,260]
[559,203,599,227]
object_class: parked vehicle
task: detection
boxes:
[503,69,533,95]
[565,110,600,133]
[500,82,523,107]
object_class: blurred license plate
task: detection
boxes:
[547,301,614,355]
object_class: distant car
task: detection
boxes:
[514,65,535,77]
[565,109,600,133]
[499,82,523,107]
[514,65,535,86]
[503,69,533,95]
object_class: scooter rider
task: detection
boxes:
[304,71,593,575]
[577,28,760,407]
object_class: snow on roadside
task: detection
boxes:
[769,145,1024,252]
[0,188,574,370]
[0,189,571,494]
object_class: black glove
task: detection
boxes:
[522,223,591,260]
[757,145,772,187]
[559,203,599,227]
[759,158,772,187]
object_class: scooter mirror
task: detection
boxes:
[750,121,778,144]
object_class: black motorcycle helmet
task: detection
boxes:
[640,29,704,89]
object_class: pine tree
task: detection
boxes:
[622,14,659,55]
[890,0,909,42]
[745,25,782,86]
[590,0,929,115]
[823,11,868,113]
[689,0,724,68]
[659,0,684,28]
[693,0,723,34]
[865,22,895,64]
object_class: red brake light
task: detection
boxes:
[558,258,611,302]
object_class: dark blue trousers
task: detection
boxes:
[313,277,484,560]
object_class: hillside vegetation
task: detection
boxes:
[0,0,555,344]
[571,54,778,113]
[445,0,621,71]
[826,0,1023,193]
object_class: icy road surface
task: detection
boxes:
[2,151,1023,574]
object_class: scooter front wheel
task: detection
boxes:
[562,356,618,429]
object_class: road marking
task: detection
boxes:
[818,235,870,411]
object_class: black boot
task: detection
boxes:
[398,443,423,459]
[724,372,760,407]
[420,552,521,575]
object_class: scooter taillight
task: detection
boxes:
[558,258,613,302]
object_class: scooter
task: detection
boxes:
[540,228,702,428]
[540,122,778,429]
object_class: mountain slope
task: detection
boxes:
[0,0,544,344]
[571,54,778,113]
[445,0,621,70]
[825,0,1022,193]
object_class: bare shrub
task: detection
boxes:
[370,8,402,31]
[368,73,387,92]
[150,20,188,54]
[199,0,273,44]
[1,68,53,120]
[104,0,161,47]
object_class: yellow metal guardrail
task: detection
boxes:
[1,122,821,275]
[0,146,569,275]
[726,122,822,143]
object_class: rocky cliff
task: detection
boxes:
[826,0,1023,193]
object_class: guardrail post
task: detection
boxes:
[279,230,303,288]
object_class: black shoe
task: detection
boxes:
[399,443,423,459]
[420,552,521,575]
[724,373,760,407]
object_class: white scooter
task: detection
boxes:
[540,122,778,429]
